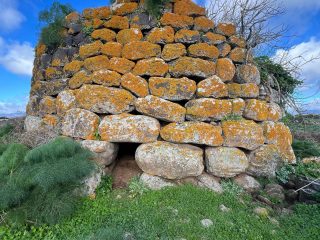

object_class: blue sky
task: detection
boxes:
[0,0,319,116]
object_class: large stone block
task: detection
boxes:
[236,64,261,85]
[91,70,121,86]
[161,43,186,61]
[122,41,161,60]
[174,0,206,16]
[120,73,149,97]
[133,58,169,77]
[216,23,236,36]
[215,58,236,82]
[56,90,77,115]
[197,76,228,98]
[147,26,175,44]
[188,43,219,59]
[244,99,282,121]
[116,28,143,44]
[194,16,214,32]
[99,113,160,143]
[136,141,204,179]
[228,83,259,98]
[160,13,194,29]
[175,29,200,44]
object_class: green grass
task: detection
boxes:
[1,180,319,240]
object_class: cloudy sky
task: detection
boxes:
[0,0,319,116]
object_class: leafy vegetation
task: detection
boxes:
[292,139,320,159]
[143,0,171,19]
[0,137,95,225]
[0,124,13,138]
[39,1,74,52]
[221,114,243,122]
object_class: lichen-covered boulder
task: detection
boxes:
[108,57,135,74]
[99,113,160,143]
[116,28,143,44]
[75,85,136,114]
[62,108,100,140]
[91,28,116,42]
[215,58,235,82]
[120,73,149,97]
[101,42,122,57]
[160,13,194,29]
[135,95,186,122]
[69,71,91,89]
[216,22,236,36]
[39,96,57,115]
[197,76,228,98]
[188,43,219,59]
[79,41,103,59]
[185,98,232,121]
[136,141,204,180]
[147,26,175,44]
[228,83,259,98]
[247,144,282,177]
[229,47,247,63]
[91,70,121,86]
[84,55,109,72]
[205,147,249,178]
[174,0,206,16]
[25,116,43,132]
[233,174,261,193]
[122,41,161,60]
[161,43,187,61]
[81,140,119,166]
[222,120,264,150]
[194,16,214,32]
[56,90,77,115]
[202,32,226,45]
[175,29,200,44]
[104,15,129,30]
[160,122,223,146]
[149,77,196,101]
[140,173,176,190]
[244,99,282,121]
[236,64,261,84]
[133,58,169,77]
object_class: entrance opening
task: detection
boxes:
[112,143,142,189]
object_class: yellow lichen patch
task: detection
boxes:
[135,95,186,122]
[122,41,161,60]
[236,64,261,84]
[203,32,226,44]
[91,29,116,42]
[216,22,236,36]
[170,57,216,78]
[263,121,296,163]
[108,57,135,74]
[117,28,143,45]
[39,96,57,115]
[75,85,136,114]
[147,26,175,44]
[230,47,247,63]
[56,90,77,115]
[63,60,83,74]
[188,43,219,59]
[104,16,129,30]
[84,18,104,29]
[65,12,80,23]
[133,58,169,77]
[91,70,121,86]
[222,120,264,150]
[149,77,196,101]
[161,43,186,61]
[43,115,59,127]
[36,44,46,57]
[194,16,214,31]
[45,67,62,80]
[160,13,194,29]
[231,98,245,115]
[69,70,91,89]
[113,2,138,15]
[101,42,123,58]
[228,83,259,98]
[244,99,269,121]
[215,58,236,82]
[174,0,206,16]
[160,122,223,146]
[185,98,232,121]
[219,43,231,57]
[83,7,111,19]
[229,36,246,48]
[175,29,200,43]
[79,41,103,59]
[197,75,228,98]
[84,55,109,72]
[267,103,282,122]
[121,73,149,97]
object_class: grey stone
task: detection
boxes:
[24,115,43,132]
[140,173,176,190]
[201,219,214,228]
[233,174,261,193]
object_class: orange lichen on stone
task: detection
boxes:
[267,102,282,122]
[91,29,116,42]
[133,58,169,77]
[104,16,129,30]
[185,98,233,121]
[113,2,138,15]
[84,18,104,29]
[147,26,175,44]
[218,43,231,57]
[149,77,196,101]
[228,83,259,98]
[79,41,103,59]
[83,7,111,19]
[216,22,236,36]
[101,42,123,57]
[135,95,186,122]
[222,120,264,150]
[160,13,194,29]
[160,122,223,146]
[236,64,261,84]
[161,43,186,61]
[229,36,246,48]
[75,85,136,114]
[188,43,219,59]
[108,57,135,74]
[202,32,226,45]
[194,16,214,31]
[63,60,83,74]
[243,99,268,121]
[230,47,247,63]
[121,73,149,97]
[263,121,296,163]
[231,98,245,115]
[84,55,109,72]
[197,75,228,98]
[39,96,57,115]
[215,58,235,81]
[43,115,59,127]
[91,70,121,86]
[170,57,216,78]
[36,44,46,57]
[65,12,80,23]
[174,0,206,16]
[175,29,200,43]
[45,67,62,80]
[56,90,77,115]
[69,70,91,89]
[116,28,143,44]
[122,41,161,60]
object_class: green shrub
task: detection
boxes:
[144,0,171,19]
[221,180,244,196]
[0,124,14,138]
[222,114,243,121]
[292,139,320,159]
[128,177,149,197]
[295,162,320,179]
[39,1,74,52]
[0,137,96,225]
[276,164,295,184]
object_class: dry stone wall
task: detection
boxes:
[26,0,296,186]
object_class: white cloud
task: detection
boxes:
[303,98,320,114]
[0,98,27,116]
[0,37,34,76]
[0,0,25,31]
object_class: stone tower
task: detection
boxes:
[26,0,296,185]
